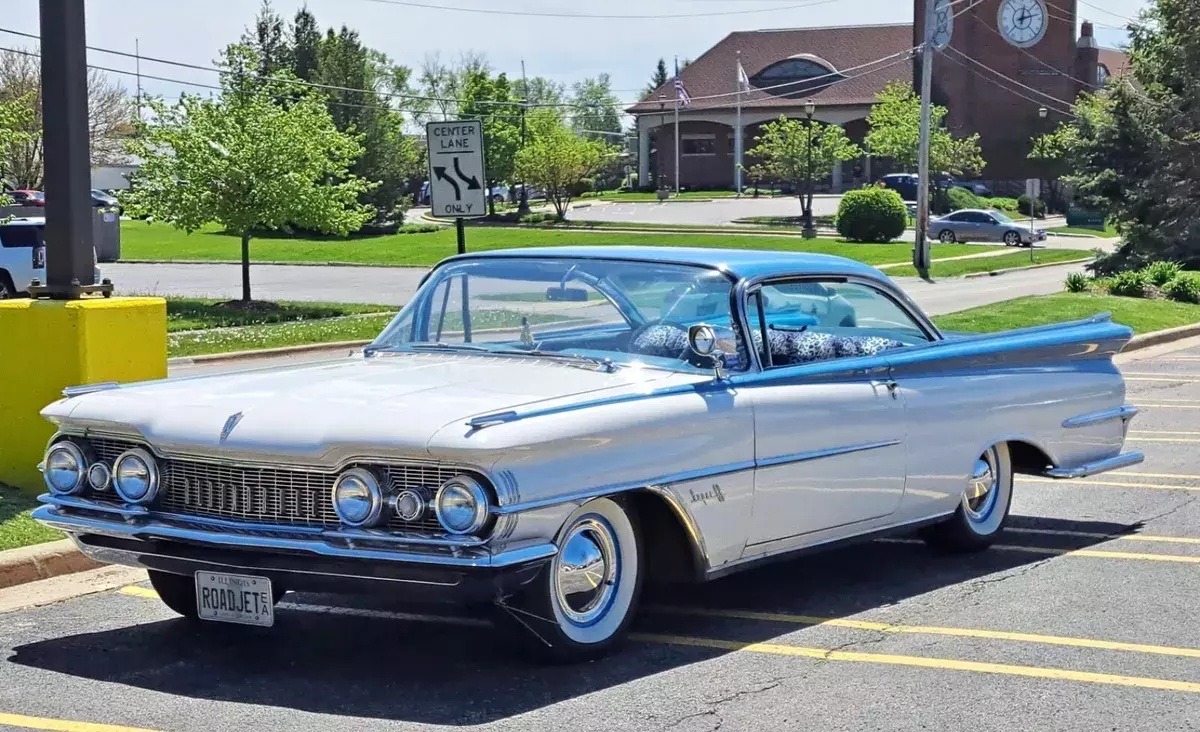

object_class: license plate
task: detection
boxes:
[194,571,274,627]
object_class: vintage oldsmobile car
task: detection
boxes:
[33,246,1143,661]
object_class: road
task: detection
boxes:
[107,260,1084,315]
[568,196,844,226]
[3,337,1200,731]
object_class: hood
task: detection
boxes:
[46,353,689,467]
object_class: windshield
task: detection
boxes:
[372,257,743,372]
[990,210,1015,223]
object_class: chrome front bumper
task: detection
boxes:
[1043,451,1145,479]
[32,498,556,570]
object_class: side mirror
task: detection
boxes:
[688,324,737,379]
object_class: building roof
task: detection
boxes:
[1097,47,1132,79]
[445,246,886,283]
[627,24,914,114]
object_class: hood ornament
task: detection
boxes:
[219,411,244,444]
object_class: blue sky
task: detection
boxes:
[2,0,1148,110]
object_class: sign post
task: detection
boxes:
[1025,178,1041,263]
[426,119,488,254]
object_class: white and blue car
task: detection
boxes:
[34,246,1141,661]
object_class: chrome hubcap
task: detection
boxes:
[553,518,618,626]
[964,449,999,523]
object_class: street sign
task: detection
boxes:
[1025,178,1041,200]
[426,120,487,219]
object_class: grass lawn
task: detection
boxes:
[166,298,392,332]
[885,249,1090,278]
[0,485,61,551]
[934,293,1200,334]
[167,309,575,357]
[122,220,988,268]
[1050,224,1119,238]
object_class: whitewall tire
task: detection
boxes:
[921,443,1013,552]
[504,496,643,662]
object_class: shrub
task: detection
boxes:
[1163,272,1200,304]
[990,196,1019,212]
[836,187,908,243]
[1141,261,1182,287]
[565,178,594,197]
[1107,270,1148,298]
[519,211,562,224]
[946,186,984,211]
[1065,272,1090,293]
[1017,194,1047,218]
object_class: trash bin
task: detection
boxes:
[93,208,121,262]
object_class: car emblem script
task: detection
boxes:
[219,412,244,444]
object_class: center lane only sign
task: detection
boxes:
[426,119,487,218]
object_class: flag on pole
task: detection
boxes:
[736,60,750,92]
[674,59,691,107]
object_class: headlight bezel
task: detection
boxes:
[434,476,490,535]
[331,468,385,528]
[43,440,88,496]
[112,448,160,504]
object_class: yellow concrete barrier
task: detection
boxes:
[0,297,166,492]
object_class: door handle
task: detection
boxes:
[871,379,899,400]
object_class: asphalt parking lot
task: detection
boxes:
[4,338,1200,732]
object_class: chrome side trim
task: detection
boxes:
[1043,451,1145,479]
[32,505,556,568]
[38,493,149,518]
[1062,405,1139,429]
[492,459,758,515]
[466,411,519,429]
[643,484,710,569]
[756,439,902,469]
[62,382,119,398]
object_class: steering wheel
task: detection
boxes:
[628,319,692,359]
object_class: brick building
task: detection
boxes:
[628,0,1129,191]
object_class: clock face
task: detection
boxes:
[997,0,1048,48]
[931,0,955,50]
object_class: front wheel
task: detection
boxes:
[500,497,643,663]
[1003,231,1022,246]
[0,271,15,299]
[938,230,956,243]
[920,443,1013,552]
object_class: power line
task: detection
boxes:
[1077,0,1139,23]
[351,0,842,20]
[942,46,1076,114]
[937,50,1075,117]
[966,11,1099,89]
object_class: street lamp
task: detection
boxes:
[803,98,817,239]
[1037,106,1049,212]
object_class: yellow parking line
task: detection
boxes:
[1007,527,1200,545]
[1129,437,1200,443]
[648,606,1200,659]
[0,713,160,732]
[118,586,157,600]
[632,634,1200,693]
[1124,372,1200,378]
[1125,377,1200,383]
[1022,476,1200,492]
[1129,430,1200,437]
[880,537,1200,563]
[1112,470,1200,481]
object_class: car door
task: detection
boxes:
[738,279,933,551]
[973,212,1001,241]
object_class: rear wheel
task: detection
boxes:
[147,570,286,620]
[921,443,1013,552]
[500,496,643,663]
[0,271,15,299]
[1003,231,1022,247]
[938,230,956,243]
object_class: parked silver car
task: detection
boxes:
[931,209,1047,246]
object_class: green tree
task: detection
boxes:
[514,76,566,108]
[460,70,520,215]
[570,74,622,140]
[0,94,34,213]
[123,46,373,302]
[289,6,321,82]
[241,0,291,78]
[747,115,863,220]
[865,82,984,177]
[644,58,669,98]
[1048,0,1200,268]
[515,109,610,219]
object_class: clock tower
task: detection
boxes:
[914,0,1097,180]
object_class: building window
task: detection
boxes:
[749,55,844,98]
[682,134,716,156]
[1097,64,1111,86]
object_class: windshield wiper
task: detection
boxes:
[365,342,491,358]
[490,348,617,373]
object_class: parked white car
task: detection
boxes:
[0,217,102,297]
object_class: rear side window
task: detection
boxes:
[0,225,45,248]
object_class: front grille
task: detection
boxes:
[88,437,469,533]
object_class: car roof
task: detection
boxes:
[443,246,888,283]
[0,216,45,227]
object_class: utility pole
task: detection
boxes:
[134,37,142,124]
[914,0,937,277]
[518,58,530,215]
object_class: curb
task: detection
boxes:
[961,257,1092,279]
[0,538,99,590]
[117,259,427,269]
[167,339,371,367]
[1124,322,1200,353]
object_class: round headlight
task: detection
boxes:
[87,462,112,492]
[43,441,87,496]
[434,476,489,535]
[332,468,384,527]
[113,448,159,504]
